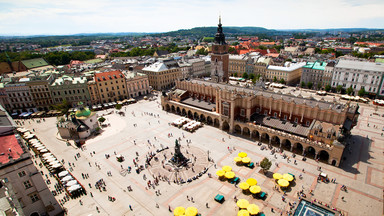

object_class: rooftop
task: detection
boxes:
[142,62,169,72]
[187,79,346,112]
[335,59,384,72]
[252,114,310,137]
[268,62,306,72]
[303,61,327,71]
[21,58,49,69]
[0,134,23,164]
[95,70,124,82]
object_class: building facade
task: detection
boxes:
[27,78,53,111]
[50,75,91,107]
[331,59,384,95]
[300,61,327,89]
[161,79,359,166]
[0,105,63,216]
[211,17,229,83]
[94,70,128,103]
[123,71,151,98]
[265,62,306,85]
[4,81,34,113]
[141,61,182,90]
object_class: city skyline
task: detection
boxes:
[0,0,383,36]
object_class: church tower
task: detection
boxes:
[211,16,229,83]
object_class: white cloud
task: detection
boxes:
[0,0,383,35]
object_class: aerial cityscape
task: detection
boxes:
[0,1,383,216]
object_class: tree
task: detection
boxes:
[325,84,331,92]
[336,85,343,93]
[279,78,285,84]
[255,74,261,81]
[249,73,255,80]
[358,88,366,97]
[51,99,71,114]
[115,104,122,110]
[196,48,208,56]
[260,158,272,173]
[273,76,278,82]
[317,82,322,90]
[307,82,313,89]
[301,81,306,88]
[242,72,249,79]
[98,117,106,123]
[346,87,354,95]
[233,72,238,77]
[228,47,237,54]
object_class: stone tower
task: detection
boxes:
[211,16,229,83]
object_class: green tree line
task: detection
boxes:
[0,51,95,65]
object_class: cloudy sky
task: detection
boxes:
[0,0,383,35]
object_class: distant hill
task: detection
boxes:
[151,26,278,38]
[280,28,384,33]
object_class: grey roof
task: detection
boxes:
[181,98,216,111]
[253,115,310,137]
[335,59,384,72]
[188,79,345,113]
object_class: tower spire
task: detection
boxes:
[219,15,221,25]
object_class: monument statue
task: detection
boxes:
[170,139,189,167]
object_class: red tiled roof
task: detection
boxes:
[94,70,125,82]
[70,60,84,66]
[0,135,23,164]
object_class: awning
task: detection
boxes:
[19,112,28,117]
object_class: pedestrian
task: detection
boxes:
[129,205,133,211]
[206,203,209,208]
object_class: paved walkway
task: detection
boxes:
[18,96,383,216]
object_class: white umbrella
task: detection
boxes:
[61,175,73,182]
[51,163,62,168]
[66,180,77,187]
[37,147,46,151]
[46,158,58,163]
[39,149,48,153]
[58,171,69,177]
[68,184,82,192]
[42,153,53,157]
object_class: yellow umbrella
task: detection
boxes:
[238,209,250,216]
[216,170,225,177]
[234,157,242,162]
[174,206,185,216]
[247,204,260,215]
[249,185,261,194]
[239,182,250,190]
[278,179,289,187]
[246,178,257,186]
[242,157,251,163]
[273,173,283,180]
[225,171,236,179]
[185,207,198,216]
[222,165,232,172]
[236,199,250,209]
[283,173,294,181]
[238,152,247,158]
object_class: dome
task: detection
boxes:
[77,125,88,132]
[75,108,91,118]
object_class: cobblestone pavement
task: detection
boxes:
[19,95,383,216]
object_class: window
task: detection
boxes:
[306,121,310,126]
[29,193,39,203]
[327,134,331,139]
[23,180,32,189]
[294,117,298,123]
[284,115,287,120]
[264,110,268,115]
[274,112,277,117]
[18,171,26,177]
[240,109,245,117]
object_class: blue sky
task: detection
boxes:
[0,0,383,35]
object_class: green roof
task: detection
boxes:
[303,61,326,70]
[84,59,104,64]
[375,58,384,63]
[21,58,49,69]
